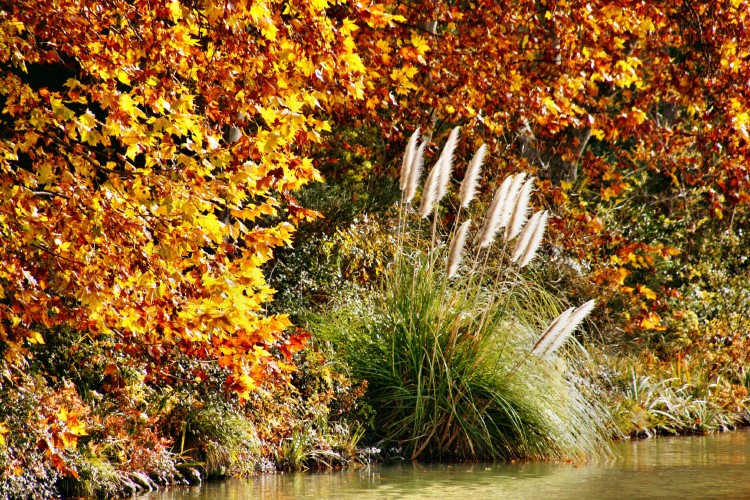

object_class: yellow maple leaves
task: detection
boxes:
[639,312,664,331]
[390,66,419,95]
[53,406,88,450]
[0,0,385,401]
[0,422,9,446]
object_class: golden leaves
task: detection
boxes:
[54,406,88,450]
[639,312,664,331]
[0,423,9,447]
[390,66,419,95]
[341,18,359,36]
[226,373,257,399]
[638,285,657,301]
[0,0,372,402]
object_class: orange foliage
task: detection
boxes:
[0,1,398,390]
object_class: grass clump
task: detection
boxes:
[313,128,613,461]
[595,349,749,438]
[170,399,263,478]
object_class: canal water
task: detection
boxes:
[145,430,750,499]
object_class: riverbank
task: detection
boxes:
[0,340,368,498]
[142,429,750,499]
[8,344,750,499]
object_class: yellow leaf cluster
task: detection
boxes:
[0,423,9,447]
[0,0,376,398]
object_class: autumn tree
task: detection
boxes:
[0,0,400,395]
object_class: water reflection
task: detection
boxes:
[145,430,750,499]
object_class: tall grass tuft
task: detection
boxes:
[314,128,612,461]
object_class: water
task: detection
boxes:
[145,430,750,499]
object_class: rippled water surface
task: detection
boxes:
[145,430,750,499]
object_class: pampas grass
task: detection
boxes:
[478,175,514,248]
[505,176,535,240]
[512,210,549,268]
[405,140,427,204]
[318,255,611,460]
[418,159,440,219]
[530,307,574,356]
[435,126,460,204]
[512,210,544,261]
[502,173,527,224]
[400,128,421,192]
[314,127,611,462]
[537,299,597,356]
[518,211,548,268]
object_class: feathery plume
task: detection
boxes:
[405,140,427,204]
[400,128,420,192]
[511,210,545,262]
[496,172,526,232]
[435,126,460,204]
[536,300,596,357]
[544,299,596,355]
[505,176,535,240]
[517,210,548,268]
[531,307,574,356]
[418,159,441,219]
[447,219,472,278]
[478,174,514,248]
[459,144,487,208]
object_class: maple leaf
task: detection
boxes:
[226,373,258,400]
[278,329,312,360]
[0,423,9,447]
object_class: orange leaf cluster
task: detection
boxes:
[0,0,397,392]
